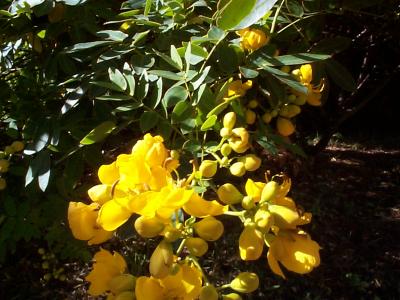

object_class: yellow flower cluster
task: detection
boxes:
[222,175,320,278]
[69,133,320,298]
[292,64,325,107]
[68,134,228,245]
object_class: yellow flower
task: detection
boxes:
[276,117,295,136]
[131,134,168,167]
[135,262,202,300]
[238,28,269,51]
[239,225,264,261]
[228,128,250,153]
[68,202,113,245]
[183,193,228,218]
[267,231,321,278]
[85,249,127,296]
[297,64,325,106]
[98,161,120,185]
[245,179,266,202]
[225,80,252,98]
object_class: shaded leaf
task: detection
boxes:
[80,121,116,145]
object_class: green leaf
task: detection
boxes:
[312,37,352,54]
[171,45,183,70]
[147,78,163,109]
[112,103,142,113]
[184,42,192,72]
[201,115,218,131]
[324,59,356,92]
[140,111,159,132]
[80,121,116,145]
[216,0,256,30]
[260,67,307,94]
[144,0,152,15]
[109,67,127,91]
[148,70,183,81]
[96,30,128,42]
[90,81,125,93]
[286,0,303,17]
[153,49,182,70]
[4,196,16,217]
[239,66,259,78]
[64,41,115,53]
[123,63,136,96]
[172,101,191,123]
[217,0,278,30]
[163,86,189,108]
[38,150,51,192]
[96,94,133,101]
[250,52,331,67]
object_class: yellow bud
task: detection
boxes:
[43,273,52,281]
[260,181,279,203]
[38,248,45,255]
[4,146,15,155]
[287,94,297,102]
[149,240,174,278]
[222,293,242,300]
[220,127,232,138]
[199,285,219,300]
[87,184,112,205]
[230,272,259,293]
[280,66,291,73]
[134,216,165,238]
[10,141,24,152]
[247,100,258,109]
[239,226,264,260]
[241,196,255,210]
[170,150,180,160]
[245,109,256,125]
[294,94,307,106]
[220,143,232,157]
[223,112,236,130]
[163,226,182,242]
[254,208,273,232]
[199,160,218,178]
[0,159,10,173]
[217,183,243,205]
[276,117,295,136]
[238,154,261,172]
[229,162,246,177]
[262,112,272,124]
[109,274,136,294]
[185,237,208,257]
[193,216,224,241]
[120,21,133,33]
[280,104,301,118]
[114,291,136,300]
[220,156,229,167]
[271,110,278,118]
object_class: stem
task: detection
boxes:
[223,210,245,217]
[199,33,226,74]
[270,0,285,34]
[176,238,187,256]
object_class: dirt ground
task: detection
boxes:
[2,140,399,300]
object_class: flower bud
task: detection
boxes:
[220,127,232,138]
[109,274,136,294]
[114,291,136,300]
[88,184,112,205]
[220,143,232,157]
[238,28,269,51]
[260,181,279,203]
[254,208,273,232]
[200,285,219,300]
[276,117,295,136]
[0,159,10,173]
[223,112,236,130]
[10,141,24,152]
[229,162,246,177]
[241,196,255,210]
[163,225,182,242]
[4,146,15,155]
[193,216,224,241]
[262,112,272,124]
[230,272,259,293]
[199,160,218,178]
[238,154,261,172]
[280,66,291,73]
[279,104,301,118]
[247,100,258,109]
[287,94,297,102]
[0,178,6,190]
[134,216,165,238]
[149,240,174,278]
[239,226,264,261]
[222,293,242,300]
[170,150,180,160]
[245,109,256,125]
[185,237,208,257]
[229,128,249,153]
[294,94,307,106]
[217,183,243,205]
